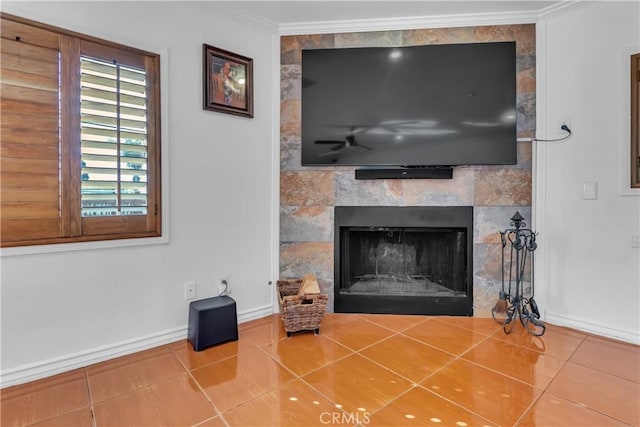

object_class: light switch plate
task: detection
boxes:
[583,182,598,200]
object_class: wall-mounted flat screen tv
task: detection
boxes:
[301,42,517,167]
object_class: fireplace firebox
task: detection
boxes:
[334,206,473,315]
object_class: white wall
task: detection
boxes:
[0,1,278,386]
[536,1,640,343]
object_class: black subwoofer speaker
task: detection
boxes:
[187,296,238,351]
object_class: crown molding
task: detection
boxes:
[276,1,592,36]
[538,0,591,18]
[278,10,541,35]
[200,1,279,32]
[210,1,591,36]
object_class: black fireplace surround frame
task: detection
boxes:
[334,206,474,316]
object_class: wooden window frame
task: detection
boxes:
[1,13,162,247]
[632,53,640,188]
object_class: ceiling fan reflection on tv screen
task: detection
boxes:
[315,125,374,160]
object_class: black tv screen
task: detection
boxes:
[301,42,517,167]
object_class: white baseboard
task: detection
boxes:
[1,304,275,389]
[0,326,187,389]
[545,311,640,345]
[237,304,274,324]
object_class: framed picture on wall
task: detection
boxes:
[203,44,254,118]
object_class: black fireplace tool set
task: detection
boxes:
[492,212,546,336]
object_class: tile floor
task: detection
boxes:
[1,314,639,426]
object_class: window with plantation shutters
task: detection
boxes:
[0,14,161,247]
[632,53,640,188]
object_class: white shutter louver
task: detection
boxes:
[80,56,148,217]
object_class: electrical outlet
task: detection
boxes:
[558,116,572,136]
[184,281,196,300]
[218,276,229,295]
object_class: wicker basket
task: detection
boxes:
[277,279,328,337]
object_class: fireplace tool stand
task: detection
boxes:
[492,212,545,336]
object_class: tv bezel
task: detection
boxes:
[300,41,518,168]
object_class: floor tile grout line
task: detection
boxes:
[213,376,303,422]
[316,315,540,418]
[173,337,262,373]
[192,415,224,427]
[423,331,547,426]
[463,331,571,365]
[511,331,589,426]
[454,329,497,358]
[490,325,589,360]
[420,367,534,427]
[353,337,457,387]
[512,388,546,426]
[355,328,515,424]
[86,350,191,408]
[178,340,281,417]
[236,315,278,332]
[486,331,556,358]
[238,329,284,348]
[567,336,640,384]
[315,324,398,353]
[294,368,386,423]
[363,384,422,420]
[568,359,640,384]
[457,355,549,391]
[89,345,222,425]
[347,330,403,353]
[352,347,418,385]
[83,344,181,382]
[430,316,506,337]
[539,389,638,426]
[266,328,355,353]
[358,314,432,333]
[255,329,363,380]
[530,332,588,394]
[270,326,417,421]
[84,368,207,408]
[276,326,449,388]
[207,336,357,425]
[418,323,635,426]
[1,370,90,399]
[83,367,97,427]
[431,315,504,330]
[553,357,640,388]
[419,385,502,427]
[412,334,516,425]
[15,369,95,427]
[262,343,357,379]
[353,354,482,421]
[170,345,231,427]
[395,331,463,358]
[402,321,503,357]
[194,334,317,421]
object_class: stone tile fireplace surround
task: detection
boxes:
[279,25,534,316]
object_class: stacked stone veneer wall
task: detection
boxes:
[280,25,535,316]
